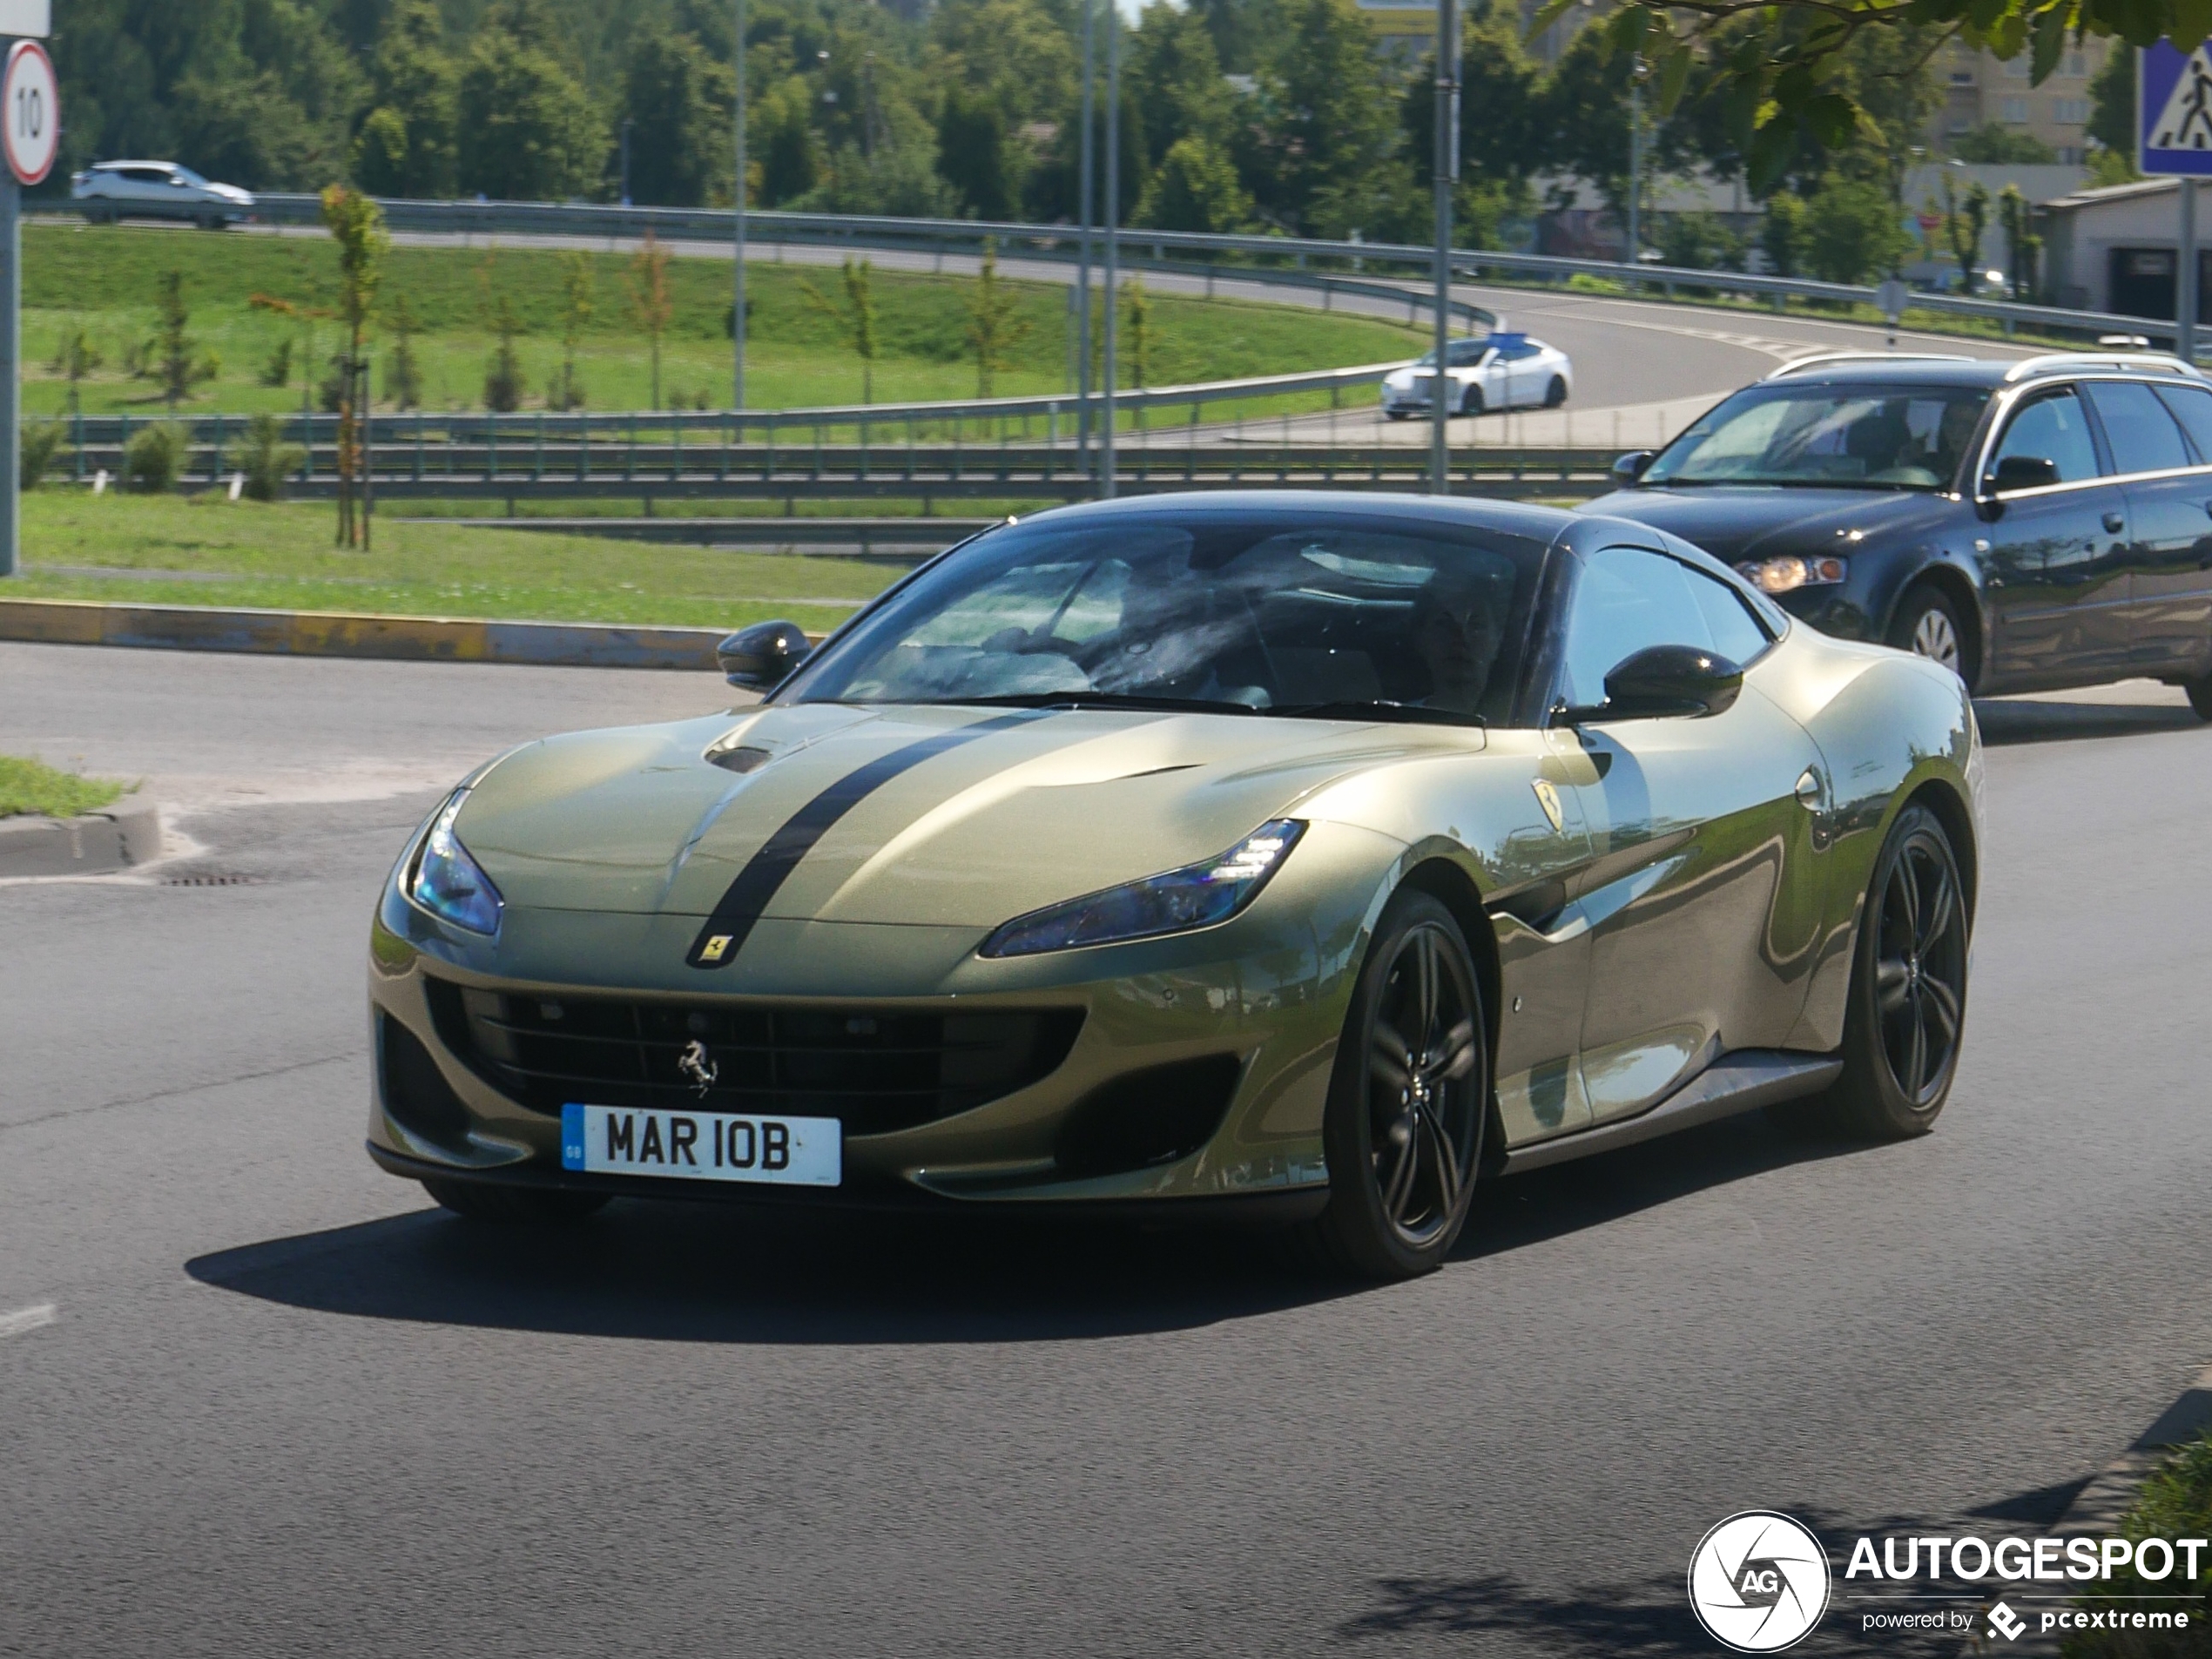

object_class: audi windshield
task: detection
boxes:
[1642,384,1992,490]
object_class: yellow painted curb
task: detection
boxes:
[0,597,731,671]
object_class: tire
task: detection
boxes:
[1460,383,1485,417]
[1543,375,1568,408]
[1886,582,1972,685]
[1809,803,1970,1139]
[1385,408,1411,422]
[420,1177,610,1224]
[1300,888,1488,1278]
[2185,674,2212,720]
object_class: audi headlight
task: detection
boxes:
[980,820,1305,959]
[408,789,504,935]
[1737,555,1848,596]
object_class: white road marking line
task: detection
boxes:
[0,1303,57,1339]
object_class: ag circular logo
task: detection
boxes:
[1687,1511,1831,1652]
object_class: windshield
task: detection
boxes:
[172,166,208,187]
[1642,384,1991,490]
[1413,340,1494,369]
[778,511,1549,725]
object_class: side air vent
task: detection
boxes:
[1054,1055,1245,1179]
[379,1012,473,1150]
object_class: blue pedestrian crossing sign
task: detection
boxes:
[2141,42,2212,175]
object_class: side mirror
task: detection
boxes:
[1987,454,2059,495]
[1612,449,1656,484]
[717,619,812,690]
[1558,644,1744,725]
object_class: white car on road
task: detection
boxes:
[1381,331,1574,418]
[71,161,255,229]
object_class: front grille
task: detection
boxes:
[424,978,1083,1136]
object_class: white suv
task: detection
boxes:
[72,161,255,229]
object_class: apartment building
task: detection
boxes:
[1934,36,2110,163]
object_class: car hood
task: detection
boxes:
[209,184,254,204]
[455,701,1462,927]
[1582,485,1958,563]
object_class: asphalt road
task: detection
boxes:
[5,641,2209,1658]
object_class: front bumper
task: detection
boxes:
[366,823,1401,1211]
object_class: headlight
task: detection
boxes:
[980,820,1305,959]
[1737,555,1848,596]
[408,789,504,935]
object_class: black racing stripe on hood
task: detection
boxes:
[687,710,1047,968]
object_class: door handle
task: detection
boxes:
[2103,511,2126,533]
[1794,768,1825,810]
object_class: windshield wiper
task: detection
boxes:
[917,691,1262,715]
[1262,700,1485,728]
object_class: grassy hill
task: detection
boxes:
[22,223,1423,416]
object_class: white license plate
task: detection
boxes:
[560,1104,840,1187]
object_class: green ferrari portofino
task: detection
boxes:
[367,492,1980,1277]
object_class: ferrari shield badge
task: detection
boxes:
[1532,778,1565,833]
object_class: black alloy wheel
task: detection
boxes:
[1460,383,1485,418]
[1814,804,1970,1138]
[421,1176,610,1224]
[1887,583,1972,685]
[1305,888,1487,1278]
[1544,375,1568,408]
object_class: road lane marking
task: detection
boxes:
[0,1303,57,1339]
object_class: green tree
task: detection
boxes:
[1404,1,1548,191]
[154,271,217,411]
[49,324,101,418]
[1129,3,1233,161]
[1804,175,1912,283]
[2087,44,2135,165]
[353,0,461,198]
[227,413,308,502]
[1762,191,1811,277]
[938,84,1013,219]
[1123,274,1151,389]
[323,185,388,548]
[623,28,738,207]
[1952,121,2057,163]
[964,238,1030,395]
[483,296,526,412]
[756,83,820,206]
[1942,172,1991,292]
[551,253,593,410]
[1134,134,1255,233]
[801,256,880,403]
[387,295,425,410]
[627,231,675,411]
[1997,183,2040,300]
[1248,0,1402,235]
[930,0,1079,127]
[457,3,607,201]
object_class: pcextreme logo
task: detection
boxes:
[1687,1512,1833,1652]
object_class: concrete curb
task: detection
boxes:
[2055,1359,2212,1535]
[0,598,732,671]
[0,795,162,878]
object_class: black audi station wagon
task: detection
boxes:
[1586,351,2212,715]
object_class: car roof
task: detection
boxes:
[90,160,179,171]
[1019,489,1583,542]
[1763,357,2015,389]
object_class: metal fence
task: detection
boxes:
[160,192,2177,348]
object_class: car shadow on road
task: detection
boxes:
[1973,695,2202,746]
[188,1112,1870,1345]
[186,1199,1353,1345]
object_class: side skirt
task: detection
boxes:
[1501,1049,1843,1176]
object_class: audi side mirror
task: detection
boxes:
[717,620,812,690]
[1987,455,2059,495]
[1612,449,1656,484]
[1555,644,1745,725]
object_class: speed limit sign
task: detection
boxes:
[2,40,57,188]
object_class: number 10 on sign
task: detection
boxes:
[2,39,55,188]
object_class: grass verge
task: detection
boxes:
[5,490,910,633]
[2062,1433,2212,1656]
[0,754,127,819]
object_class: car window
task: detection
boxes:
[2083,381,2192,475]
[121,167,167,184]
[1561,548,1759,707]
[2153,383,2212,463]
[1643,385,1987,490]
[1991,388,2101,485]
[1507,342,1541,361]
[1449,340,1489,368]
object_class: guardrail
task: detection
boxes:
[64,435,1622,508]
[138,192,2177,350]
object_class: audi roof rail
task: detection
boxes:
[2003,351,2206,381]
[1764,351,1977,380]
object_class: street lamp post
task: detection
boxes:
[732,0,747,411]
[1102,0,1119,499]
[1076,0,1096,476]
[1626,56,1644,268]
[1429,0,1459,496]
